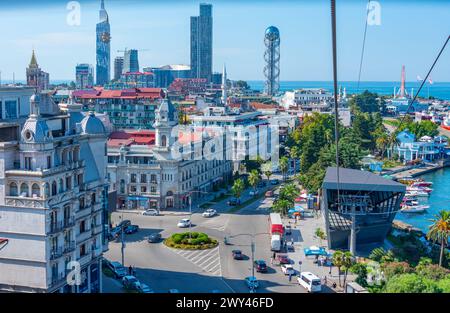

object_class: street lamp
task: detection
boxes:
[229,232,269,293]
[187,190,209,238]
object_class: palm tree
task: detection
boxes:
[279,183,299,205]
[279,156,289,181]
[427,210,450,267]
[332,250,344,286]
[375,132,389,158]
[289,146,300,175]
[342,251,355,287]
[248,170,260,192]
[261,162,273,181]
[314,228,326,246]
[231,178,245,202]
[272,199,291,217]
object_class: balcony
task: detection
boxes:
[91,224,103,236]
[63,241,76,254]
[77,229,92,243]
[50,247,64,260]
[77,252,92,267]
[63,217,76,228]
[49,272,67,289]
[48,222,64,235]
[76,206,92,220]
[92,202,103,213]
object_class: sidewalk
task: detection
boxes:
[281,210,354,293]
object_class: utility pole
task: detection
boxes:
[250,240,255,293]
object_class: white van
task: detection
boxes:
[297,272,322,293]
[270,234,281,251]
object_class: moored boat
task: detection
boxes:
[400,205,429,213]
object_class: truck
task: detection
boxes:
[269,213,283,251]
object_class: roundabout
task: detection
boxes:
[164,232,219,250]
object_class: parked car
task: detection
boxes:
[245,276,259,289]
[281,264,295,275]
[265,190,274,198]
[107,261,128,279]
[124,225,139,234]
[232,250,244,260]
[177,218,191,228]
[227,198,241,206]
[202,208,217,218]
[253,260,268,273]
[136,283,154,293]
[122,275,140,290]
[249,190,259,196]
[277,254,290,264]
[270,179,279,185]
[147,233,162,243]
[142,209,159,216]
[117,220,131,229]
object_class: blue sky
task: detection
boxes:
[0,0,449,82]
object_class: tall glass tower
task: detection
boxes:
[123,49,140,73]
[96,0,111,86]
[190,3,213,82]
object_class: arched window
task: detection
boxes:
[161,135,167,147]
[9,182,18,197]
[52,181,57,196]
[59,179,64,193]
[120,180,125,194]
[44,183,50,198]
[32,183,41,197]
[20,183,29,197]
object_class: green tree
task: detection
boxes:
[350,263,368,287]
[272,199,291,217]
[348,90,382,113]
[381,262,413,280]
[427,210,450,267]
[279,183,299,205]
[384,273,441,293]
[437,277,450,293]
[261,162,273,181]
[235,80,250,90]
[248,170,260,192]
[279,156,289,181]
[342,251,355,286]
[332,250,345,286]
[289,146,300,174]
[314,228,326,246]
[231,179,245,201]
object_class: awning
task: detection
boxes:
[127,196,149,201]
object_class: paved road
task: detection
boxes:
[103,177,306,293]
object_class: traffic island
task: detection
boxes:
[164,232,219,250]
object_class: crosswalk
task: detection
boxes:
[201,216,230,231]
[167,246,222,277]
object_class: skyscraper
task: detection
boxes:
[190,3,213,82]
[221,64,227,105]
[263,26,280,96]
[96,0,111,86]
[113,57,124,81]
[26,50,49,91]
[75,64,94,89]
[122,49,139,73]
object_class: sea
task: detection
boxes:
[395,167,450,233]
[247,81,450,101]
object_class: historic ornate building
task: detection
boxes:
[26,50,49,91]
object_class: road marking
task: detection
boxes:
[166,246,222,277]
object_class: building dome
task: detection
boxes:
[21,118,50,143]
[265,26,280,41]
[80,112,106,134]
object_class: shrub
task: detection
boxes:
[416,264,450,281]
[165,232,218,250]
[384,273,441,293]
[382,262,413,280]
[437,277,450,293]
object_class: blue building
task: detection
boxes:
[190,3,213,82]
[123,49,139,74]
[395,130,448,162]
[96,0,111,86]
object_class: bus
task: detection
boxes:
[297,272,322,293]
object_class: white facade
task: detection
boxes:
[0,95,109,293]
[107,99,233,210]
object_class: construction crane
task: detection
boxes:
[117,48,149,54]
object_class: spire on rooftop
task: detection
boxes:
[29,50,38,68]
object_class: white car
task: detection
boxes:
[249,190,259,196]
[281,264,295,275]
[202,209,217,218]
[177,218,191,228]
[142,209,159,216]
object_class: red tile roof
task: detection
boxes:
[74,88,163,100]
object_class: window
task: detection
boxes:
[47,156,52,169]
[52,181,57,196]
[79,197,85,210]
[24,157,32,170]
[91,193,96,205]
[130,174,137,183]
[20,183,29,197]
[80,243,86,257]
[150,174,157,183]
[161,135,167,147]
[140,174,147,183]
[141,186,147,193]
[150,185,157,193]
[5,100,17,119]
[80,220,86,233]
[66,176,72,190]
[9,182,18,196]
[31,183,40,197]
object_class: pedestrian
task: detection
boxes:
[324,276,327,285]
[288,273,292,282]
[128,265,132,275]
[291,238,294,245]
